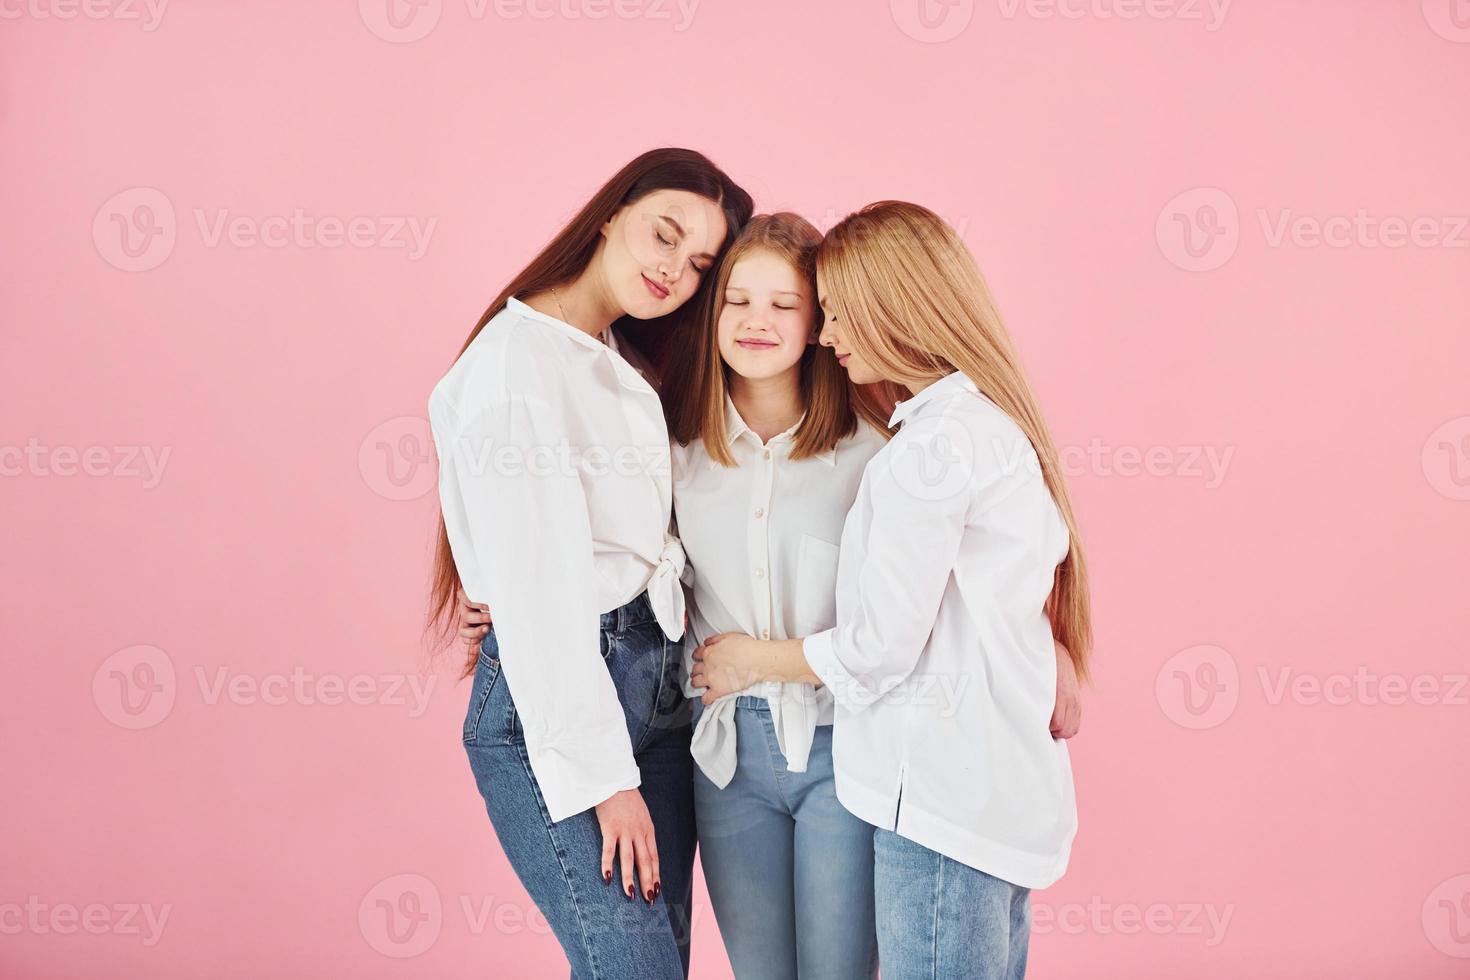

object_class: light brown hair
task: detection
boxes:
[663,212,897,465]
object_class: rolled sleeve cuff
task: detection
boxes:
[803,630,883,713]
[527,735,642,824]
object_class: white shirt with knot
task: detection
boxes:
[429,296,687,823]
[673,395,887,788]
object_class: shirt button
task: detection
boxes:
[760,629,770,640]
[755,568,765,579]
[754,508,764,518]
[763,450,771,459]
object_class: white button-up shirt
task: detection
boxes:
[803,371,1077,888]
[673,396,887,787]
[429,296,687,823]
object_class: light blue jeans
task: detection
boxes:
[464,592,696,979]
[873,829,1031,980]
[692,696,878,980]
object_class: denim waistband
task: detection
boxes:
[599,590,656,633]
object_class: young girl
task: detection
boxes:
[428,148,752,979]
[691,201,1090,980]
[664,212,891,980]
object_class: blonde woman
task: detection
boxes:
[692,201,1089,980]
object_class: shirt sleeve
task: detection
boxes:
[443,366,640,823]
[802,418,974,712]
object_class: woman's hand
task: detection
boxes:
[457,586,492,653]
[689,633,763,704]
[1051,639,1082,740]
[594,789,660,905]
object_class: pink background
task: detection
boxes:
[3,1,1468,976]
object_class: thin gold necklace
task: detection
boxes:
[554,285,610,345]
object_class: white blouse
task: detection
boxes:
[673,395,887,787]
[428,296,688,823]
[802,371,1078,889]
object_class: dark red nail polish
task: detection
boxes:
[653,883,661,900]
[604,870,612,885]
[625,884,634,900]
[645,888,655,904]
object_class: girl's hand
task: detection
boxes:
[594,788,661,905]
[689,633,762,704]
[1051,639,1082,740]
[457,586,492,653]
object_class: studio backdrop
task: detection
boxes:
[3,1,1468,978]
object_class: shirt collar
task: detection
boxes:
[888,370,977,429]
[507,296,653,393]
[723,393,838,467]
[505,295,607,352]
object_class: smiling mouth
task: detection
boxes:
[642,274,670,299]
[836,353,851,365]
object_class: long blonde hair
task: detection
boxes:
[662,212,897,464]
[817,201,1093,679]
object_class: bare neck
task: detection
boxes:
[728,368,804,444]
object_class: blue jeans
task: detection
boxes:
[873,829,1031,980]
[692,696,878,980]
[463,591,696,979]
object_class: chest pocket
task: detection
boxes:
[793,534,841,635]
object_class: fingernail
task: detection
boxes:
[653,882,661,900]
[604,871,612,885]
[625,884,633,901]
[645,888,655,905]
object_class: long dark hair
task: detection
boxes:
[429,148,753,675]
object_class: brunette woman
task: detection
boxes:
[428,148,752,978]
